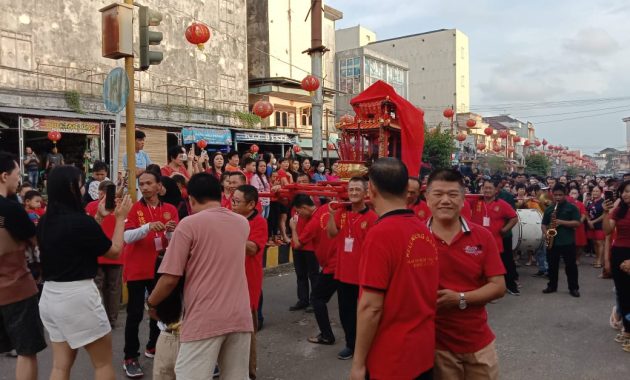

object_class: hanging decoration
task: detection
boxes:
[340,114,354,125]
[493,144,502,153]
[476,143,486,151]
[466,119,476,128]
[301,75,320,95]
[523,140,531,147]
[508,146,515,153]
[456,133,467,142]
[250,144,259,153]
[47,131,62,144]
[196,139,208,149]
[443,108,455,118]
[513,135,521,143]
[327,142,336,150]
[293,144,301,153]
[534,140,542,147]
[498,130,508,139]
[185,22,211,50]
[484,127,494,136]
[542,139,548,146]
[252,100,274,119]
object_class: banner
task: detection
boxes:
[21,117,101,135]
[181,127,232,145]
[234,132,298,144]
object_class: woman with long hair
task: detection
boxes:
[205,152,224,181]
[569,187,588,264]
[37,166,132,380]
[250,159,271,218]
[587,185,606,268]
[289,158,301,183]
[301,158,313,179]
[603,180,630,352]
[161,145,193,180]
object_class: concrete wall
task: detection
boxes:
[368,29,470,129]
[336,25,376,53]
[0,0,249,120]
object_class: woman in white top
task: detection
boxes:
[250,159,271,218]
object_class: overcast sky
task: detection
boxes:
[326,0,630,154]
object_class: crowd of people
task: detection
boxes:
[2,131,630,380]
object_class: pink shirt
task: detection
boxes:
[158,207,253,342]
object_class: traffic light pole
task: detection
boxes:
[124,0,136,200]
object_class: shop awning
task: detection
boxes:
[181,126,232,145]
[0,106,111,120]
[233,128,299,145]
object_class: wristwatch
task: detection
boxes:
[458,293,467,310]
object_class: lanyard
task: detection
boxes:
[146,201,163,238]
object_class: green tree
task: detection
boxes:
[486,156,506,174]
[422,128,455,170]
[525,155,551,177]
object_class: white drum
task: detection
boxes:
[511,208,544,252]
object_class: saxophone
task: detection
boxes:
[545,203,559,249]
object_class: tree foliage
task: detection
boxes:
[486,156,507,174]
[525,155,551,177]
[422,128,456,170]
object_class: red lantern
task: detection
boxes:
[466,119,476,128]
[250,144,259,153]
[443,108,455,118]
[196,139,208,149]
[534,140,542,147]
[252,100,274,119]
[340,114,354,125]
[484,127,494,136]
[47,131,62,143]
[327,142,336,150]
[476,143,486,151]
[493,144,502,153]
[513,135,521,143]
[524,140,531,147]
[185,22,211,50]
[498,130,508,139]
[542,139,548,146]
[456,133,467,142]
[508,146,515,153]
[293,145,301,153]
[301,75,320,92]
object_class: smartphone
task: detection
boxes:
[105,184,116,211]
[604,190,614,202]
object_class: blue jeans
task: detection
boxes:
[262,204,270,219]
[536,245,548,273]
[27,170,39,188]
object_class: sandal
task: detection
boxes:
[307,334,335,345]
[593,264,603,269]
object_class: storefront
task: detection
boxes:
[232,129,299,157]
[181,126,232,153]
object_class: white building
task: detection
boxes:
[366,29,470,129]
[623,116,630,151]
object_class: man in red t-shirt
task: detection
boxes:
[327,177,377,360]
[290,194,338,345]
[231,185,268,380]
[407,177,432,221]
[350,158,439,380]
[85,180,124,327]
[122,172,179,377]
[425,169,506,380]
[469,179,519,296]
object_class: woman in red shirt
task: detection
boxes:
[569,188,588,264]
[205,152,224,181]
[161,145,192,181]
[587,186,606,268]
[603,180,630,352]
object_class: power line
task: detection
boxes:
[532,109,630,124]
[515,104,630,119]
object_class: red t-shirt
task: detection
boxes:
[277,169,292,184]
[246,212,268,310]
[568,198,587,246]
[431,220,505,353]
[334,206,378,284]
[359,209,439,379]
[468,198,517,252]
[224,164,242,173]
[612,207,630,248]
[293,210,315,252]
[245,171,254,184]
[124,200,179,282]
[86,200,123,265]
[161,165,190,180]
[299,206,337,274]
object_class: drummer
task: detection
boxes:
[514,183,544,266]
[469,179,519,296]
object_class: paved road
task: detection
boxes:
[2,256,629,379]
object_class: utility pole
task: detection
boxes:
[305,0,327,161]
[124,0,137,200]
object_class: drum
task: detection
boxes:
[511,208,544,252]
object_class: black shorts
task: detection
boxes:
[0,295,47,355]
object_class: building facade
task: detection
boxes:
[367,29,470,129]
[0,0,252,173]
[247,0,342,157]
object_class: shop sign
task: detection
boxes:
[235,132,298,144]
[21,117,101,135]
[182,127,232,145]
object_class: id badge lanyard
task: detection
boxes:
[147,203,164,251]
[482,201,491,227]
[345,211,357,253]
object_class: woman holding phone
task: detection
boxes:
[603,180,630,352]
[587,186,606,268]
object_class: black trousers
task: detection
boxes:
[500,235,519,291]
[124,279,160,360]
[293,249,319,305]
[310,272,338,341]
[611,247,630,332]
[337,282,359,350]
[547,244,579,291]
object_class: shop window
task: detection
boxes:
[282,112,288,127]
[275,111,281,127]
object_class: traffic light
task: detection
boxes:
[138,5,163,71]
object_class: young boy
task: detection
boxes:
[242,157,256,184]
[23,190,44,225]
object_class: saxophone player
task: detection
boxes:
[541,184,582,297]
